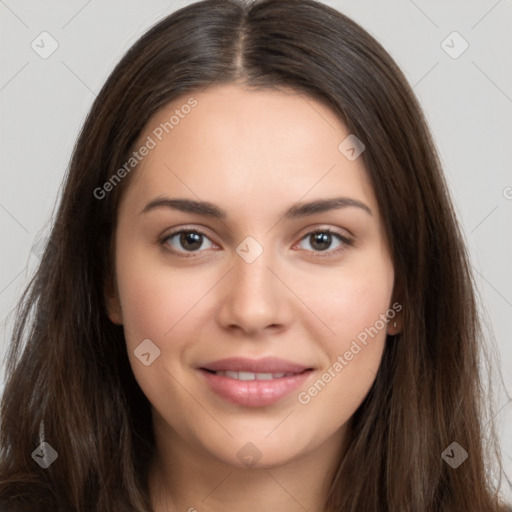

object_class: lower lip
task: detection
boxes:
[198,369,313,407]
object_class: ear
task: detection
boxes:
[386,309,402,335]
[105,273,123,325]
[387,276,404,335]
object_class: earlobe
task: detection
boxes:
[387,316,402,335]
[387,282,404,336]
[105,277,123,325]
[386,298,403,335]
[107,308,123,325]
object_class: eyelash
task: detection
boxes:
[159,227,353,259]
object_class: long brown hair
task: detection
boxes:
[0,0,509,510]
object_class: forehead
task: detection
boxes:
[122,83,378,218]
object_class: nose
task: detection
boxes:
[216,245,293,337]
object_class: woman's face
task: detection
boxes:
[108,83,398,469]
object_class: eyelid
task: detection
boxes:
[295,224,353,243]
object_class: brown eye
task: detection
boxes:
[161,229,215,254]
[309,232,334,251]
[297,229,352,257]
[178,232,203,251]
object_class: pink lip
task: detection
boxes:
[198,357,314,407]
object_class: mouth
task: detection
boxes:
[201,369,304,380]
[198,357,314,407]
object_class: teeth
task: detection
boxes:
[238,371,255,381]
[256,373,273,380]
[213,371,295,380]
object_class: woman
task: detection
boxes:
[0,0,509,510]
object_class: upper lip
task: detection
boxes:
[200,357,312,374]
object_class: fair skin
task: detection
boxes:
[107,83,401,512]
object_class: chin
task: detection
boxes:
[201,433,313,471]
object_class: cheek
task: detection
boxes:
[114,253,210,408]
[115,248,212,349]
[301,259,394,347]
[294,259,393,426]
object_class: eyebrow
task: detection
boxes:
[140,196,372,218]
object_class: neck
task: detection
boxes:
[148,416,350,512]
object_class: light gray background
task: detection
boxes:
[1,0,511,502]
